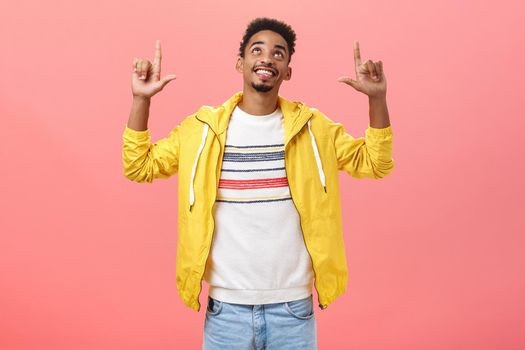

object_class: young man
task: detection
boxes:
[123,17,394,349]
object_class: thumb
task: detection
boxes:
[159,74,177,88]
[337,76,359,89]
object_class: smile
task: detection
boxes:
[254,66,277,80]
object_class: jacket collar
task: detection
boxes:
[195,91,313,147]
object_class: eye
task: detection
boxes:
[274,51,284,58]
[252,47,261,54]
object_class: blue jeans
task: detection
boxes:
[202,294,317,350]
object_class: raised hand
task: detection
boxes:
[131,40,177,99]
[337,41,387,99]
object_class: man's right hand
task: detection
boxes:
[132,40,177,99]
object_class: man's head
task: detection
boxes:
[236,18,297,93]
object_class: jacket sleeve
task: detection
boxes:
[321,112,395,179]
[122,125,180,183]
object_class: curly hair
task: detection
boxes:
[238,17,297,63]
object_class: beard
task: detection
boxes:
[251,82,273,92]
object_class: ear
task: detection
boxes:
[235,57,244,73]
[284,66,292,81]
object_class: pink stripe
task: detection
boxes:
[220,183,289,190]
[220,177,288,185]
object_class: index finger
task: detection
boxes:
[353,41,362,67]
[153,39,162,75]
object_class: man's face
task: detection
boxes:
[236,30,292,93]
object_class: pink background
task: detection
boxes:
[1,0,523,349]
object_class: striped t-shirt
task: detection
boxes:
[203,105,314,304]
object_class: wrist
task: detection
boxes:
[132,95,151,104]
[368,95,390,128]
[368,94,387,104]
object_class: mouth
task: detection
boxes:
[253,66,277,81]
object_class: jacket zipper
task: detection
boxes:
[285,115,328,310]
[193,117,222,312]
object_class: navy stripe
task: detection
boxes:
[216,197,292,204]
[223,157,283,163]
[225,144,284,149]
[223,151,284,162]
[224,151,284,157]
[221,167,286,173]
[223,156,283,161]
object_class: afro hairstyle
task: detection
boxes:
[238,17,297,63]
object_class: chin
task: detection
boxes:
[251,82,274,93]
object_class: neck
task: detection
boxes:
[237,86,279,115]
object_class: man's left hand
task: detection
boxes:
[337,41,387,99]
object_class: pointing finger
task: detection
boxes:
[353,41,362,68]
[153,39,162,80]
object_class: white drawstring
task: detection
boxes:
[189,123,209,210]
[307,120,326,192]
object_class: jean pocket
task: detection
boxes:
[206,296,223,316]
[284,295,315,320]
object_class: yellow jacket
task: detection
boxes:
[122,91,395,312]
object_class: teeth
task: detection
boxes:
[255,69,274,76]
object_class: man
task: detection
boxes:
[122,17,394,350]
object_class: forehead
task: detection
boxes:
[247,30,287,48]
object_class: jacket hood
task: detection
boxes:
[195,91,313,147]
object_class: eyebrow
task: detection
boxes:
[249,41,287,53]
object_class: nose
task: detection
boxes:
[258,59,275,70]
[260,52,275,65]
